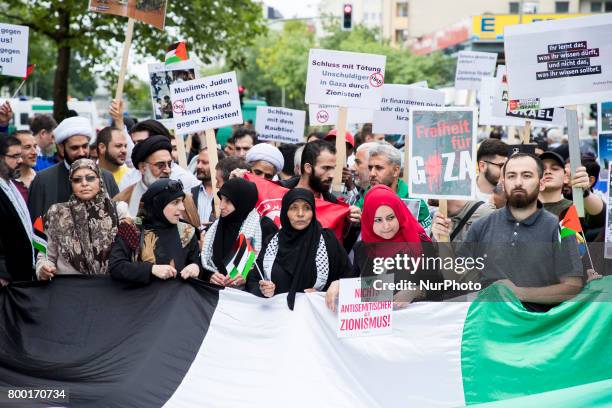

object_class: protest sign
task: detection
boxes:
[89,0,167,29]
[504,14,612,108]
[454,51,497,91]
[408,107,477,200]
[170,71,243,134]
[148,60,197,128]
[599,101,612,134]
[0,23,28,77]
[308,104,373,126]
[255,106,306,144]
[305,49,386,110]
[337,276,393,339]
[372,84,445,134]
[489,66,566,127]
[598,133,612,180]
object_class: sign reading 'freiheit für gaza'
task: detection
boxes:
[305,49,386,110]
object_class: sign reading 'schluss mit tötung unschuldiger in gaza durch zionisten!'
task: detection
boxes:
[504,13,612,108]
[305,49,386,109]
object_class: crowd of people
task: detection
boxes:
[0,98,606,312]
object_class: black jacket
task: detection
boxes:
[246,229,353,296]
[0,187,34,282]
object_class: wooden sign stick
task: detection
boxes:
[521,120,531,144]
[205,128,220,216]
[115,18,135,101]
[174,133,188,169]
[438,199,449,242]
[332,106,348,194]
[402,135,410,185]
[566,107,584,217]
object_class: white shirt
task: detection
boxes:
[197,185,214,225]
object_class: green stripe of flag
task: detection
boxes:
[461,276,612,405]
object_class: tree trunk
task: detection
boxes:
[53,45,70,122]
[52,7,70,123]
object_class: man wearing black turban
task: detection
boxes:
[113,135,200,226]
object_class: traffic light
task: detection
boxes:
[342,4,352,30]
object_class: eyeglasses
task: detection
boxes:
[147,160,173,170]
[483,160,505,168]
[71,175,98,184]
[3,153,22,160]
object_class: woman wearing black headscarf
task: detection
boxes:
[246,188,352,309]
[200,177,276,287]
[108,178,202,283]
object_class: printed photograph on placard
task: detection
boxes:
[89,0,167,29]
[408,107,477,200]
[147,61,197,125]
[600,101,612,134]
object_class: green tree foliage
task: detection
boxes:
[245,21,456,110]
[0,0,266,120]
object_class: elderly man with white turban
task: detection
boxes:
[245,143,284,181]
[28,116,119,222]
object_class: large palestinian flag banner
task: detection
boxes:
[0,276,610,407]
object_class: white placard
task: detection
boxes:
[337,276,393,339]
[0,23,29,77]
[305,49,386,109]
[504,14,612,108]
[308,104,373,126]
[255,106,306,144]
[454,51,497,90]
[372,84,445,134]
[170,71,243,134]
[492,66,566,126]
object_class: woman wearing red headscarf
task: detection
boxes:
[326,185,440,311]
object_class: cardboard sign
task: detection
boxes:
[504,14,612,108]
[0,23,29,77]
[305,49,386,109]
[89,0,167,29]
[148,61,198,128]
[337,277,393,339]
[170,71,243,134]
[308,104,373,126]
[255,106,306,144]
[372,84,445,134]
[489,66,566,127]
[408,107,477,200]
[599,101,612,134]
[454,51,497,90]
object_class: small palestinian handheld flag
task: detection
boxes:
[23,64,35,80]
[224,233,256,280]
[32,216,47,254]
[165,42,188,65]
[558,205,586,256]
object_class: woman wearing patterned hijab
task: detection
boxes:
[246,188,353,310]
[36,159,127,279]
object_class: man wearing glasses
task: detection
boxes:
[114,135,199,226]
[475,138,509,206]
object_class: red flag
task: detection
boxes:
[23,64,35,80]
[244,173,349,242]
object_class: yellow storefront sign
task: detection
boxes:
[472,14,588,40]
